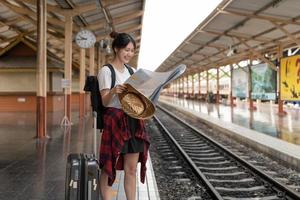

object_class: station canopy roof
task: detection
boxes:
[156,0,300,74]
[0,0,144,68]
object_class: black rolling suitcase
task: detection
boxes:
[65,112,100,200]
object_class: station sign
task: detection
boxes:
[61,79,71,88]
[232,67,249,98]
[251,63,277,100]
[280,55,300,101]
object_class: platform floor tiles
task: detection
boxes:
[0,111,160,200]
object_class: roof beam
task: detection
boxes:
[168,24,289,73]
[113,10,144,25]
[20,0,97,17]
[63,3,97,17]
[85,20,106,31]
[188,40,227,51]
[198,32,300,72]
[1,0,82,40]
[0,1,36,25]
[19,0,64,14]
[96,26,141,41]
[219,9,300,26]
[21,37,36,51]
[97,0,115,31]
[4,16,23,26]
[119,24,142,34]
[0,25,9,33]
[196,56,248,73]
[0,35,23,56]
[0,29,35,45]
[237,38,277,70]
[0,21,19,35]
[271,21,300,47]
[102,0,128,7]
[159,0,290,72]
[199,30,272,43]
[95,34,107,42]
[0,0,66,29]
[0,35,20,46]
[136,36,141,42]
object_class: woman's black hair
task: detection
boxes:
[110,31,136,54]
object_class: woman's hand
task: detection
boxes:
[111,84,127,94]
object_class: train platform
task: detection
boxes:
[159,95,300,170]
[111,156,159,200]
[0,111,160,200]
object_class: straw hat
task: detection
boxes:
[118,83,155,119]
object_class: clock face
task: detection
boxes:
[75,29,96,49]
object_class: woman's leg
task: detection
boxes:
[123,153,139,200]
[100,170,111,200]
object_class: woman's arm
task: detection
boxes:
[101,84,127,106]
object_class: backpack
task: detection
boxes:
[84,64,134,129]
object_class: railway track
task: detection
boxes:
[147,122,211,200]
[153,105,300,200]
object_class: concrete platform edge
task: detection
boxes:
[159,99,300,171]
[146,153,161,200]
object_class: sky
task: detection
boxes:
[137,0,223,71]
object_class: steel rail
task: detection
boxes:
[153,115,223,200]
[157,104,300,200]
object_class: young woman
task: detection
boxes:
[97,32,149,200]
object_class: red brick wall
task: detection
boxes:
[0,93,82,112]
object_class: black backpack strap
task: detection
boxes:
[125,64,134,75]
[105,64,116,89]
[104,63,134,89]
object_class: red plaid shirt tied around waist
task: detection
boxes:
[99,107,150,186]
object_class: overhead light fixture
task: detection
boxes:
[106,45,112,54]
[99,39,108,49]
[272,0,283,8]
[99,37,113,54]
[226,45,237,57]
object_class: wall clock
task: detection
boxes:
[75,29,96,48]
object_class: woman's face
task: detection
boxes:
[115,42,135,64]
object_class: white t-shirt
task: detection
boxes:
[97,64,135,108]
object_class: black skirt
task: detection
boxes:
[121,116,145,154]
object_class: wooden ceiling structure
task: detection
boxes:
[0,0,145,69]
[157,0,300,74]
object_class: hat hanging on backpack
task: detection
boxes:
[118,84,155,119]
